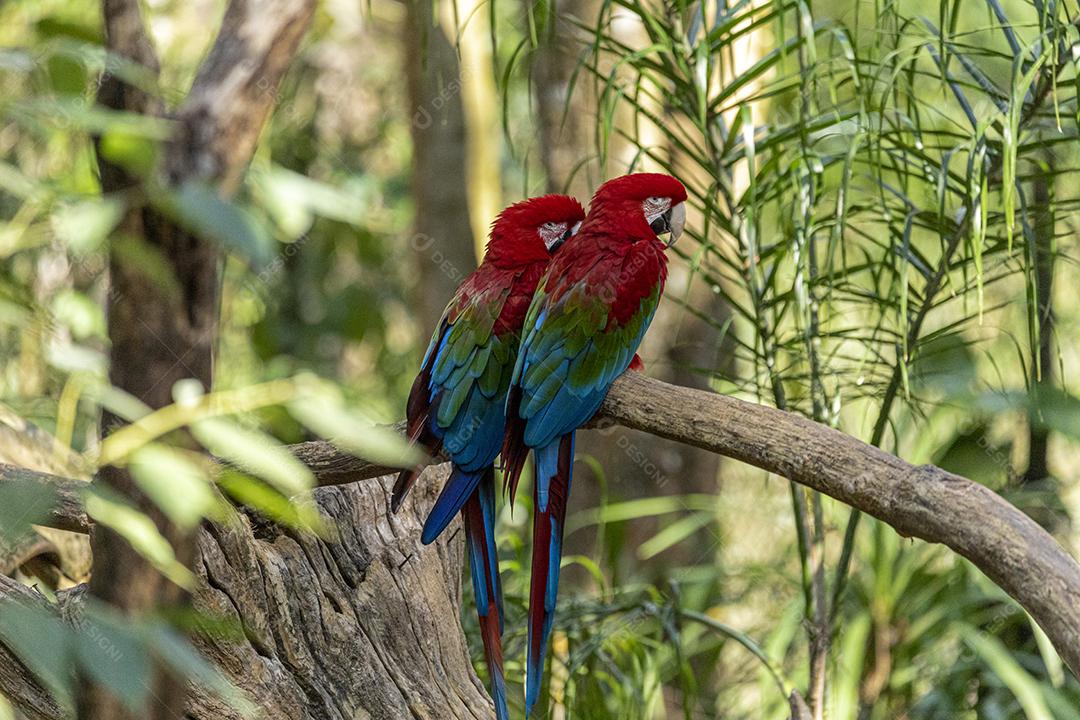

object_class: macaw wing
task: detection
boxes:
[426,282,518,473]
[513,271,662,450]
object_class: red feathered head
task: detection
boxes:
[485,194,586,267]
[586,173,688,246]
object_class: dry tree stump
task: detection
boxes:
[0,465,491,720]
[187,465,490,720]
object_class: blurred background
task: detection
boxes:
[2,0,1080,717]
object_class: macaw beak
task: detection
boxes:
[650,202,686,247]
[548,221,580,254]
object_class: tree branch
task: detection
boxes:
[4,372,1080,688]
[274,373,1080,680]
[600,373,1080,677]
[0,465,89,535]
[163,0,317,193]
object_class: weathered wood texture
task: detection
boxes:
[189,464,490,720]
[2,466,491,720]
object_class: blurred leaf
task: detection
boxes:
[287,380,421,468]
[84,383,153,424]
[128,444,222,530]
[637,512,714,560]
[51,289,106,339]
[933,425,1012,490]
[959,623,1053,720]
[191,417,313,495]
[0,597,254,719]
[98,130,159,178]
[0,48,35,72]
[0,476,59,542]
[46,54,87,95]
[259,167,365,226]
[45,340,107,374]
[148,623,256,716]
[50,196,125,254]
[0,600,74,712]
[7,98,171,139]
[74,606,152,715]
[1030,615,1065,689]
[156,183,274,266]
[568,495,718,533]
[251,168,312,237]
[911,333,978,394]
[216,470,328,534]
[83,487,194,588]
[35,17,102,44]
[112,234,182,304]
[1029,386,1080,441]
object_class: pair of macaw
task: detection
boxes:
[393,173,688,718]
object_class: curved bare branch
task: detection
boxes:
[4,372,1079,687]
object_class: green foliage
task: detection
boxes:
[463,0,1080,716]
[2,0,1080,716]
[0,0,423,711]
[0,596,253,716]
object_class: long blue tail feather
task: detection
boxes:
[462,469,508,720]
[525,432,574,716]
[422,466,484,545]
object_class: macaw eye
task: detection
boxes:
[538,221,569,251]
[642,196,672,224]
[643,197,686,247]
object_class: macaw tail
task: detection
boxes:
[462,469,508,720]
[392,364,442,513]
[525,432,575,716]
[500,385,530,507]
[390,468,420,513]
[421,465,485,545]
[390,434,441,514]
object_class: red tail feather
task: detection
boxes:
[500,385,529,506]
[525,433,574,714]
[391,435,440,513]
[462,474,508,718]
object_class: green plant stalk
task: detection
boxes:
[829,14,1080,624]
[97,378,300,467]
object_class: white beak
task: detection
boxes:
[666,202,686,247]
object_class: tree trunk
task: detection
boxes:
[83,1,317,717]
[529,0,599,198]
[405,0,478,331]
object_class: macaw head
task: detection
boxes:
[588,173,688,246]
[485,194,586,267]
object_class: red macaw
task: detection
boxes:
[500,173,687,714]
[393,194,586,720]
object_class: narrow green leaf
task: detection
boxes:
[191,417,313,495]
[83,487,195,588]
[128,444,222,529]
[959,623,1053,720]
